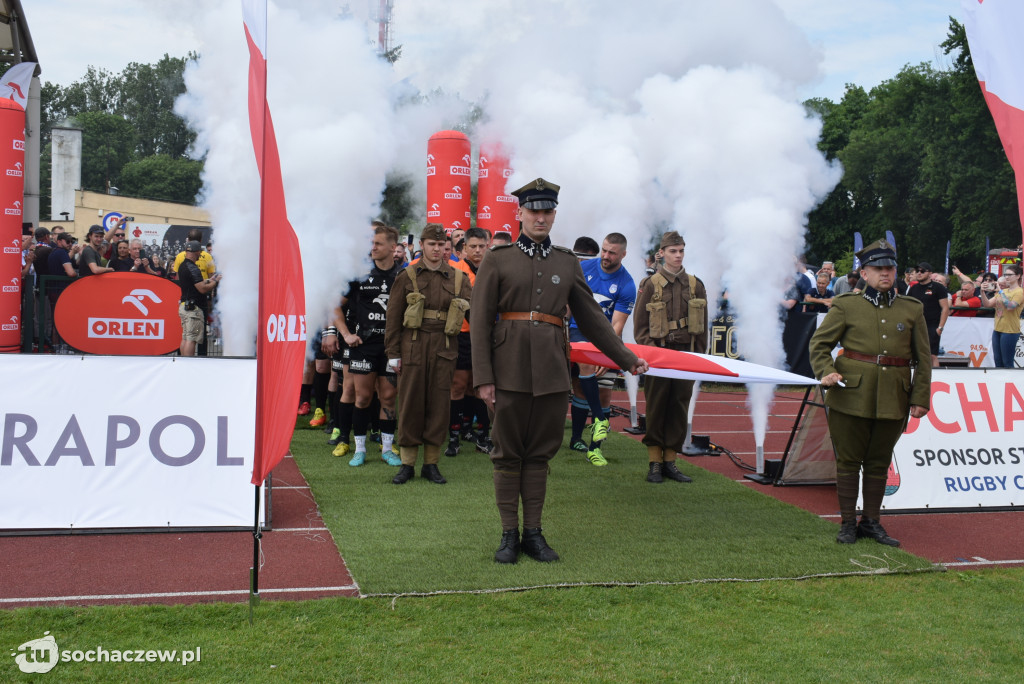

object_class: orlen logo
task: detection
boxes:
[13,139,24,151]
[54,273,183,355]
[427,202,441,218]
[426,153,436,176]
[3,238,18,254]
[6,161,23,177]
[444,185,463,200]
[497,194,518,204]
[265,313,306,343]
[2,314,18,331]
[5,200,21,216]
[449,154,471,176]
[2,277,18,293]
[478,205,492,219]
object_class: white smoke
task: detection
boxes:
[174,0,839,446]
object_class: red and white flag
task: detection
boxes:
[570,342,818,385]
[242,0,307,486]
[962,0,1024,243]
[2,62,36,111]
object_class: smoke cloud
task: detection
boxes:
[174,0,840,445]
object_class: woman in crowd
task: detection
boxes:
[979,264,1022,368]
[108,240,135,272]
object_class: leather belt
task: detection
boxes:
[499,311,564,327]
[842,350,911,367]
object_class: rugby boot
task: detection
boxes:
[327,428,342,445]
[646,461,664,483]
[591,417,610,443]
[836,521,858,544]
[444,433,461,457]
[586,447,608,466]
[569,439,588,453]
[421,463,447,484]
[297,401,311,416]
[856,518,900,547]
[332,442,351,458]
[348,450,366,467]
[475,435,494,454]
[309,408,326,427]
[392,464,414,484]
[521,528,559,562]
[380,449,402,466]
[494,529,520,564]
[662,461,692,483]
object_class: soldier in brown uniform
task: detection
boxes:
[633,231,708,484]
[809,239,931,546]
[472,178,649,564]
[385,224,472,485]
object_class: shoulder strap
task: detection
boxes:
[454,267,463,297]
[689,274,697,296]
[651,273,668,301]
[405,264,419,293]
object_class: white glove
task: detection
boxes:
[387,358,401,373]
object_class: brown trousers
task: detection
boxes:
[396,328,457,448]
[490,389,567,530]
[642,376,694,451]
[827,409,906,522]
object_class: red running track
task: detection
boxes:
[2,387,1021,609]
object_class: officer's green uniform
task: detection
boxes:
[385,224,472,485]
[809,239,931,546]
[472,178,638,563]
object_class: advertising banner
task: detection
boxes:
[0,355,261,530]
[878,368,1024,512]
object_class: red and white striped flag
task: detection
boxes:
[570,342,818,385]
[242,0,307,486]
[962,0,1024,243]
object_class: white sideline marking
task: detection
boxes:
[943,558,1024,567]
[272,485,311,490]
[271,527,328,532]
[0,585,358,604]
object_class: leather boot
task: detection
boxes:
[835,471,860,526]
[420,463,447,484]
[646,461,663,483]
[662,461,692,483]
[494,529,520,564]
[836,521,858,544]
[857,518,900,547]
[392,464,414,485]
[521,527,559,562]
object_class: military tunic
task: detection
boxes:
[385,261,470,450]
[809,288,932,480]
[633,266,708,453]
[472,234,638,529]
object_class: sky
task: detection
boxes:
[26,0,964,102]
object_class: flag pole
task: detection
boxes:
[249,483,262,624]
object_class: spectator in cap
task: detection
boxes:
[906,261,949,367]
[809,238,931,548]
[177,241,222,356]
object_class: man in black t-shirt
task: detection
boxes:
[322,224,402,467]
[906,261,949,368]
[178,241,221,356]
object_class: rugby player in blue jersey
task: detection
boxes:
[567,233,636,465]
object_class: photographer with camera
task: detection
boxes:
[978,264,1022,368]
[178,241,222,357]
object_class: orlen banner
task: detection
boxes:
[426,130,471,232]
[0,98,25,353]
[54,273,183,355]
[871,369,1024,512]
[476,143,519,239]
[0,355,261,529]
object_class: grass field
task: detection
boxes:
[3,422,1022,682]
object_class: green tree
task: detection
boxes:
[117,54,197,158]
[118,154,204,204]
[75,111,138,193]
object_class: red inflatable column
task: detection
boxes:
[476,143,519,240]
[0,98,25,353]
[426,130,471,233]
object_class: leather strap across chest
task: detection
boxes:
[842,350,911,367]
[499,311,564,327]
